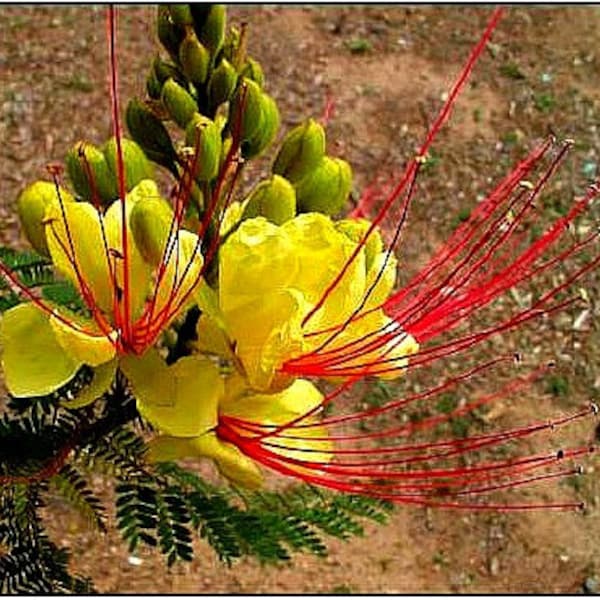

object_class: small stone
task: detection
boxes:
[489,556,500,576]
[583,576,599,594]
[127,555,143,566]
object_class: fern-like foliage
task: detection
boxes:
[0,246,85,313]
[0,483,95,593]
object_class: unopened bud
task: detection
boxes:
[17,181,74,257]
[207,58,238,113]
[65,142,117,204]
[157,6,185,63]
[103,137,154,194]
[152,56,186,86]
[184,113,222,182]
[126,98,179,175]
[232,79,279,159]
[179,31,210,87]
[273,118,326,183]
[168,4,193,26]
[162,78,198,129]
[222,25,241,65]
[146,67,163,100]
[130,196,175,266]
[239,57,264,88]
[242,175,296,225]
[295,156,353,216]
[194,4,226,57]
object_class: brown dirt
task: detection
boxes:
[2,5,600,594]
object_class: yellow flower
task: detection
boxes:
[195,213,418,393]
[0,180,204,404]
[134,358,331,488]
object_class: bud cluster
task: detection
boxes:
[235,118,354,228]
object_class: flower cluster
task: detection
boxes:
[1,6,598,511]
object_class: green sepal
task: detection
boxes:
[65,141,117,205]
[295,156,353,216]
[272,118,326,183]
[184,113,222,181]
[103,137,154,194]
[162,78,198,129]
[207,58,238,113]
[179,31,210,87]
[242,175,296,225]
[125,98,179,176]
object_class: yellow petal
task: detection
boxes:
[283,213,366,333]
[50,310,117,367]
[147,432,264,489]
[103,187,154,320]
[60,359,117,409]
[121,349,222,437]
[221,378,333,467]
[224,289,307,392]
[325,312,419,380]
[152,229,204,322]
[0,303,81,397]
[45,200,114,314]
[219,217,298,314]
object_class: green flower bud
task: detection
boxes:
[207,58,237,113]
[129,196,175,266]
[295,156,353,216]
[222,25,241,65]
[193,4,226,57]
[232,79,280,159]
[179,31,210,87]
[17,181,74,257]
[241,175,296,225]
[65,141,117,204]
[272,118,326,183]
[161,78,197,129]
[335,218,383,271]
[103,137,154,194]
[146,67,163,100]
[126,98,179,175]
[168,4,193,26]
[244,92,279,159]
[184,113,222,182]
[157,6,185,63]
[239,57,264,88]
[152,56,185,86]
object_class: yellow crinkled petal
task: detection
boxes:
[0,303,81,397]
[121,349,222,437]
[50,310,117,367]
[224,289,307,392]
[45,200,115,315]
[219,217,298,314]
[283,213,366,333]
[148,432,264,489]
[221,378,333,467]
[60,359,117,409]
